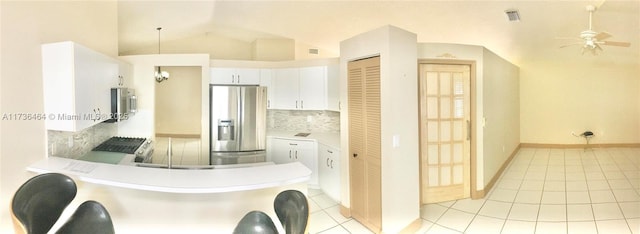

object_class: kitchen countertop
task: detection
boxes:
[27,157,311,194]
[266,130,340,149]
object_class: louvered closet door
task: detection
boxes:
[348,56,382,233]
[419,64,471,204]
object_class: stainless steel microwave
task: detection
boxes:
[106,87,136,122]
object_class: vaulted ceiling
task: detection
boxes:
[118,0,639,66]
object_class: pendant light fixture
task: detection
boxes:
[154,27,169,83]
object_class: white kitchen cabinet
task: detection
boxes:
[268,137,318,187]
[259,69,275,109]
[117,60,133,87]
[318,143,341,201]
[272,66,327,110]
[299,66,327,110]
[42,41,119,132]
[210,68,260,85]
[272,68,300,109]
[326,64,340,111]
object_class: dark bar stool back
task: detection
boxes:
[273,190,309,234]
[233,210,279,234]
[11,173,77,234]
[56,200,115,234]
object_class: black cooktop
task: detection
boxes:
[93,137,146,154]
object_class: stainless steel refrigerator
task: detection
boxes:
[210,85,267,165]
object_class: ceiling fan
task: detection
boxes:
[558,5,631,55]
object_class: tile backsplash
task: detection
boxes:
[47,110,338,158]
[267,110,340,133]
[47,122,117,159]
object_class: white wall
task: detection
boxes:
[155,66,202,136]
[252,38,295,61]
[481,48,520,187]
[120,33,253,60]
[339,25,420,233]
[0,1,118,232]
[520,60,640,144]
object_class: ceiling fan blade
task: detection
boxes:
[594,32,612,41]
[596,44,603,51]
[560,43,583,48]
[602,41,631,47]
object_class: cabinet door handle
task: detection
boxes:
[289,150,292,159]
[301,100,304,109]
[237,75,240,83]
[326,158,330,167]
[295,151,298,160]
[289,143,297,146]
[267,100,270,108]
[330,159,334,169]
[353,153,358,158]
[327,150,333,154]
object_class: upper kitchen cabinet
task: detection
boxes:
[42,41,120,132]
[117,60,133,87]
[272,66,327,110]
[272,68,299,109]
[326,64,340,111]
[259,69,275,109]
[210,67,260,85]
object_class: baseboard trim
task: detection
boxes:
[155,133,201,139]
[399,218,422,234]
[339,205,351,218]
[520,143,640,148]
[476,144,521,199]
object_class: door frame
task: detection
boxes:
[417,59,480,200]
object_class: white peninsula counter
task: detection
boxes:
[27,157,311,193]
[26,157,311,233]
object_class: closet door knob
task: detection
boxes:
[353,153,358,158]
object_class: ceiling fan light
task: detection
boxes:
[505,9,520,22]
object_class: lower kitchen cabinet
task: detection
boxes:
[318,143,341,202]
[268,137,318,187]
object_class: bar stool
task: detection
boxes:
[11,173,77,234]
[273,190,309,234]
[233,210,279,234]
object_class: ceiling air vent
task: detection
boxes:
[505,9,520,22]
[308,48,319,55]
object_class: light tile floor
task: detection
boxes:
[152,137,206,165]
[418,147,640,234]
[307,188,374,234]
[150,140,640,234]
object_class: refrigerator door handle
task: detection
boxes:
[236,88,243,150]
